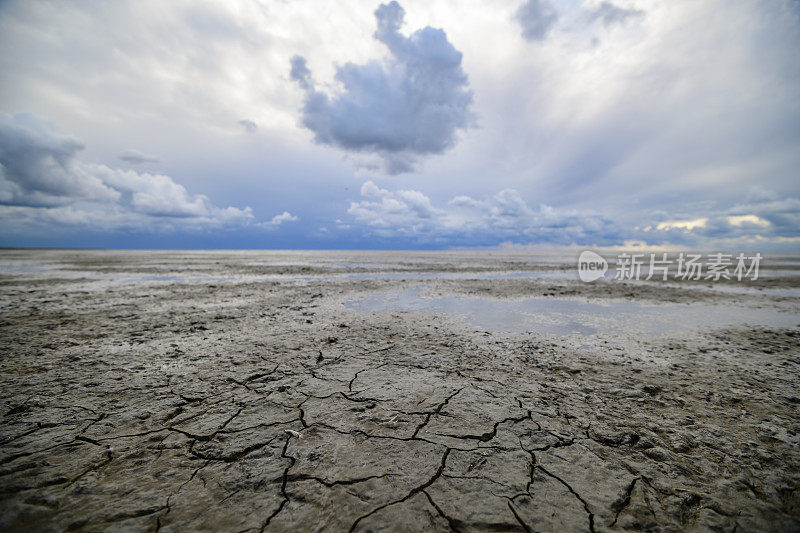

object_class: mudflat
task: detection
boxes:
[1,249,798,531]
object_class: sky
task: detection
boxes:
[0,0,798,250]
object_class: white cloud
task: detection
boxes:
[654,218,708,231]
[348,181,441,232]
[260,210,299,228]
[727,215,770,228]
[347,180,618,243]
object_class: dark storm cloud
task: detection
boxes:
[586,1,644,27]
[0,113,253,227]
[515,0,559,41]
[0,113,116,207]
[290,1,473,174]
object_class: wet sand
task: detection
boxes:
[1,249,799,531]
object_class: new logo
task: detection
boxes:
[578,250,608,282]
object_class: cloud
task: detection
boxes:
[489,0,799,244]
[746,186,779,203]
[239,119,258,133]
[347,180,619,244]
[0,1,797,250]
[639,190,800,247]
[118,149,159,165]
[290,1,473,174]
[259,210,299,228]
[585,1,644,27]
[348,181,440,232]
[515,0,559,41]
[346,181,800,249]
[0,113,254,231]
[726,215,770,228]
[654,218,708,231]
[726,195,800,239]
[0,114,117,207]
[514,0,642,44]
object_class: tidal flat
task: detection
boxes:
[0,249,798,531]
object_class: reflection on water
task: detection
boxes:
[346,287,800,336]
[1,250,799,297]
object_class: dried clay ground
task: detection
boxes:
[0,250,799,532]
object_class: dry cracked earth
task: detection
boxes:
[0,250,799,532]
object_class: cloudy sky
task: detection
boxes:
[0,0,798,250]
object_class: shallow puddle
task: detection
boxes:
[346,287,800,336]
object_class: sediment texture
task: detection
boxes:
[0,250,798,531]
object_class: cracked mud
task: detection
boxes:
[1,250,799,531]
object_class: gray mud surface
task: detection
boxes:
[1,250,799,531]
